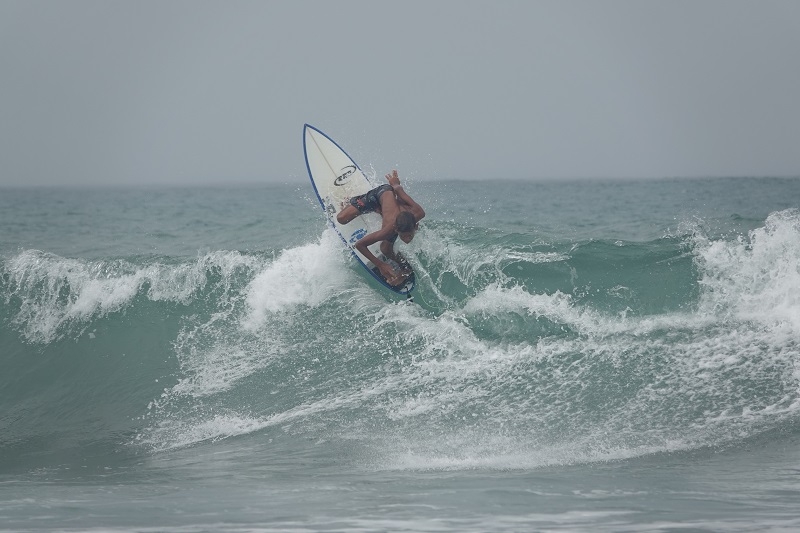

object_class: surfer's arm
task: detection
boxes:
[393,186,425,222]
[355,229,400,282]
[385,170,425,222]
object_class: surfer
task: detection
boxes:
[337,170,425,286]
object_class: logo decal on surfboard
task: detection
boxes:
[334,165,357,186]
[349,228,367,244]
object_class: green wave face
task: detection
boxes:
[2,205,799,471]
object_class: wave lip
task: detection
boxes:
[1,249,260,344]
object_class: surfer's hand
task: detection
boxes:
[379,263,401,285]
[386,170,401,188]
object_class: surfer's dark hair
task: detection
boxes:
[395,211,416,233]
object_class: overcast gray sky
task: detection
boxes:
[1,0,799,187]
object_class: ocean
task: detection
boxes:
[1,177,799,532]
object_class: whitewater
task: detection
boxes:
[1,177,799,531]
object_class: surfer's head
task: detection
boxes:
[394,211,418,243]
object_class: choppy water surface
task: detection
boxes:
[2,178,800,531]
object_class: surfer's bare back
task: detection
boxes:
[337,170,425,286]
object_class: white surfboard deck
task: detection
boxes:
[303,124,415,295]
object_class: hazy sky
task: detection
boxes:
[1,0,799,186]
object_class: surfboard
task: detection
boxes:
[303,124,415,295]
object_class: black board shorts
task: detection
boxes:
[349,184,393,214]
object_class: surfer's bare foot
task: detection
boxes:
[387,274,405,286]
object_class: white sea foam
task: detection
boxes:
[163,234,368,400]
[2,249,261,343]
[379,432,680,471]
[694,208,800,330]
[462,284,708,339]
[243,230,354,330]
[140,369,411,451]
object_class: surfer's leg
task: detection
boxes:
[338,186,388,224]
[337,205,360,224]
